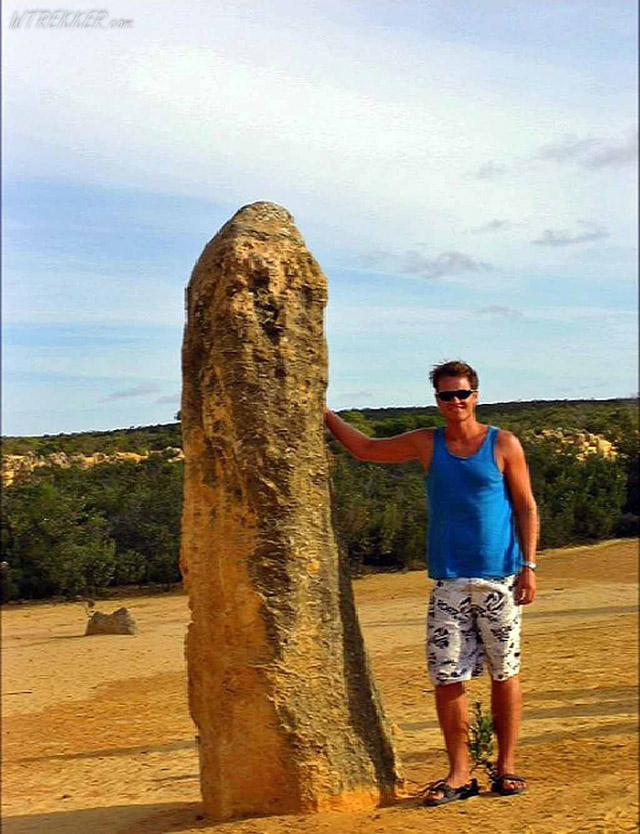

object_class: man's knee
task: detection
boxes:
[435,681,466,701]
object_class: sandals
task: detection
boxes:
[491,773,528,796]
[422,777,479,807]
[420,773,527,806]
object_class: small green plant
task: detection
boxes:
[467,700,496,778]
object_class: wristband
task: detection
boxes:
[522,560,537,571]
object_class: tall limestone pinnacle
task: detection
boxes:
[180,201,403,821]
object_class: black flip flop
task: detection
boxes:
[422,777,480,807]
[491,773,528,796]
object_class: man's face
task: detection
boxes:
[434,375,478,422]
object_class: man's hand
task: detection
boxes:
[515,568,536,605]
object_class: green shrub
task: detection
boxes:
[1,399,636,599]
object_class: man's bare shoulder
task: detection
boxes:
[496,429,525,457]
[404,427,435,469]
[359,425,434,465]
[406,426,436,446]
[383,426,435,450]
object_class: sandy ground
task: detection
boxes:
[2,539,638,834]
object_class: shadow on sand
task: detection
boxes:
[3,801,211,834]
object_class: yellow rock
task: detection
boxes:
[180,202,402,821]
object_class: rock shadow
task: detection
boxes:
[2,802,206,834]
[16,739,197,765]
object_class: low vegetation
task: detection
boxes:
[468,701,496,779]
[1,399,637,601]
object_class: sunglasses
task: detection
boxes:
[436,389,476,402]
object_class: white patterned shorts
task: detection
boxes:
[426,575,522,686]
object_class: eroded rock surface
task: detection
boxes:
[180,202,402,820]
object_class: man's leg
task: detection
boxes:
[477,576,527,792]
[491,673,522,782]
[435,682,471,787]
[426,579,477,801]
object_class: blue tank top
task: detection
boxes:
[424,426,522,579]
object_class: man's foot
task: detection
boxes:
[491,773,528,796]
[422,777,479,807]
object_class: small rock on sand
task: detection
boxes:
[85,607,138,636]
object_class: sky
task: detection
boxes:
[2,0,637,436]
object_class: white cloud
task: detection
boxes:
[583,133,638,169]
[3,1,636,432]
[534,135,599,163]
[402,250,492,279]
[4,0,635,260]
[104,383,161,401]
[2,268,186,327]
[471,219,511,233]
[533,131,637,169]
[478,305,524,320]
[328,304,635,334]
[473,161,508,180]
[333,390,375,404]
[532,221,609,247]
[359,248,493,280]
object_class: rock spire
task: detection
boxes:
[180,201,402,820]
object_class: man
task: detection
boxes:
[324,360,537,806]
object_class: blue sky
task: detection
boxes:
[2,0,637,436]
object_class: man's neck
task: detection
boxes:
[444,416,483,441]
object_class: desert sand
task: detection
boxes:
[2,539,638,834]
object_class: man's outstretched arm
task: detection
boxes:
[324,406,429,465]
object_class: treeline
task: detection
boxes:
[2,422,181,457]
[1,452,182,602]
[1,399,638,601]
[3,398,636,457]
